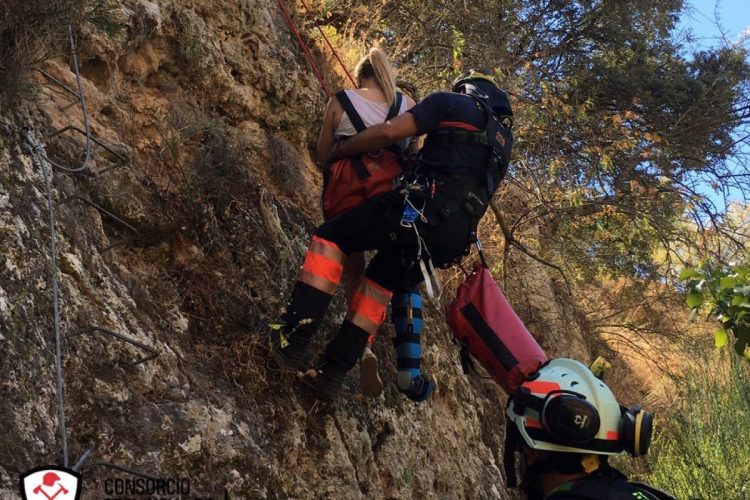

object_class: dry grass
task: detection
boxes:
[130,97,317,388]
[0,0,91,107]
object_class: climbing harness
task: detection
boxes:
[397,178,442,300]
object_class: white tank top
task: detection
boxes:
[334,90,410,151]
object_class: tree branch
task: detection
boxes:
[490,200,572,294]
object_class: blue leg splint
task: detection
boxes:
[392,291,434,402]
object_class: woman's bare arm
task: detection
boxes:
[315,98,342,164]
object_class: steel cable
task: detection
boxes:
[41,25,93,173]
[25,130,70,467]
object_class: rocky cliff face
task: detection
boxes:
[0,1,592,498]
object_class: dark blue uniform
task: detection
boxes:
[409,92,490,174]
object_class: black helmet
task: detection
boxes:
[451,69,513,118]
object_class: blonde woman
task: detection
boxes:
[312,49,432,401]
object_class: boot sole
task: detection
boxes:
[360,355,384,398]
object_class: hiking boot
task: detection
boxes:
[360,347,384,398]
[399,375,435,403]
[301,360,347,402]
[269,329,312,372]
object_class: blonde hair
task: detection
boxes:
[354,48,397,105]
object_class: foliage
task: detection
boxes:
[313,0,750,281]
[302,0,750,356]
[643,353,750,499]
[682,262,750,359]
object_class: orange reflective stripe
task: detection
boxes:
[359,278,391,305]
[606,431,620,441]
[347,311,380,335]
[348,293,388,326]
[310,236,345,265]
[296,237,345,294]
[345,277,393,335]
[524,417,543,429]
[301,250,343,286]
[522,381,561,395]
[298,269,338,295]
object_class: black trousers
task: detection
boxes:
[317,189,475,293]
[282,187,476,372]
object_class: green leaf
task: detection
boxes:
[714,328,728,348]
[733,295,745,306]
[688,308,698,322]
[736,286,750,297]
[686,291,704,308]
[720,276,738,289]
[679,269,700,281]
[269,323,284,330]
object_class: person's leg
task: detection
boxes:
[314,273,394,400]
[309,243,422,401]
[343,252,367,305]
[342,252,385,397]
[270,235,347,370]
[391,289,435,402]
[275,191,405,395]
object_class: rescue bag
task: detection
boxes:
[445,260,547,394]
[322,91,404,219]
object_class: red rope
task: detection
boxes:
[275,0,331,97]
[298,0,357,88]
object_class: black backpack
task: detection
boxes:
[431,90,513,196]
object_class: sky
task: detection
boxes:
[675,1,750,213]
[677,0,750,49]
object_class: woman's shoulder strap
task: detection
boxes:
[334,90,366,132]
[386,92,403,121]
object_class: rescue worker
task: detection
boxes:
[504,358,676,500]
[315,48,433,401]
[270,69,513,401]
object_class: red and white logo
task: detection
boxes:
[20,466,81,500]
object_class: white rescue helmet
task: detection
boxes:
[506,358,653,457]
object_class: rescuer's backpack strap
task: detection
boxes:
[431,93,513,195]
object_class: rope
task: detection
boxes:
[42,25,93,174]
[25,130,69,467]
[275,0,331,97]
[298,0,357,87]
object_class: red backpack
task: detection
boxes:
[445,259,548,394]
[322,91,404,219]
